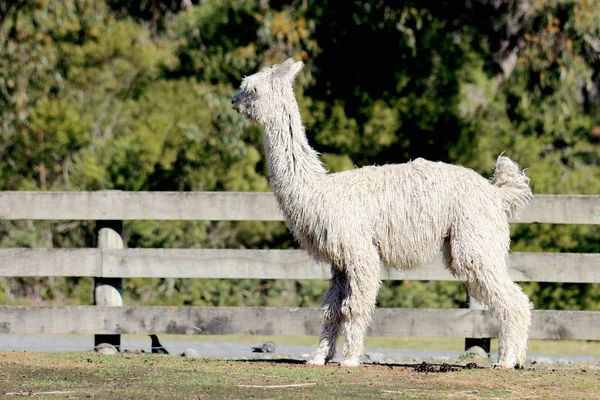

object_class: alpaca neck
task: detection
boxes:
[262,103,326,195]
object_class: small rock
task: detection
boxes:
[252,341,276,353]
[464,346,488,359]
[532,357,553,365]
[181,348,198,358]
[366,352,386,363]
[95,343,118,355]
[122,349,144,355]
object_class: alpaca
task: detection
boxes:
[232,58,533,368]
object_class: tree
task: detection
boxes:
[303,0,599,310]
[0,0,598,310]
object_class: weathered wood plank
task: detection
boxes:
[1,249,599,283]
[0,191,281,221]
[102,249,330,279]
[0,192,598,224]
[103,250,590,282]
[0,191,125,220]
[0,249,101,277]
[380,252,600,283]
[518,195,600,224]
[0,306,598,340]
[508,252,600,283]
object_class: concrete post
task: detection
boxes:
[94,221,123,351]
[464,292,491,354]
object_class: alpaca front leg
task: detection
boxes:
[340,266,380,367]
[340,313,369,367]
[307,268,346,365]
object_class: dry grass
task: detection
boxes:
[0,352,598,399]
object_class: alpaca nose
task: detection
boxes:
[231,93,241,110]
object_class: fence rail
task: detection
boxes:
[1,306,599,340]
[0,192,598,224]
[1,248,599,283]
[0,191,599,349]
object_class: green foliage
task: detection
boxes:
[0,0,598,311]
[124,278,328,308]
[170,0,264,83]
[169,0,317,85]
[378,281,467,309]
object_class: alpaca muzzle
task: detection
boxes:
[231,93,242,112]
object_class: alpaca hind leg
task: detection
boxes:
[467,267,531,368]
[307,267,347,365]
[447,214,531,368]
[340,263,381,367]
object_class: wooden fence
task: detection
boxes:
[0,192,599,349]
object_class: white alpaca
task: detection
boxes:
[232,58,533,368]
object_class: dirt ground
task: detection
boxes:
[0,352,599,399]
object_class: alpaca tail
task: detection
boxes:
[491,156,533,219]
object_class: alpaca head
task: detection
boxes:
[232,58,304,124]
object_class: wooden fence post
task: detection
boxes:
[464,292,491,354]
[94,221,123,351]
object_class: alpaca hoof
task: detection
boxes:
[340,357,360,367]
[494,355,518,370]
[493,362,516,370]
[307,355,326,366]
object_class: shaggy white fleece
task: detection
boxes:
[232,58,533,368]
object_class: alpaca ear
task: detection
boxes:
[275,58,304,84]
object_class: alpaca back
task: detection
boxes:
[280,158,496,270]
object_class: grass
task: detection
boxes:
[0,352,599,399]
